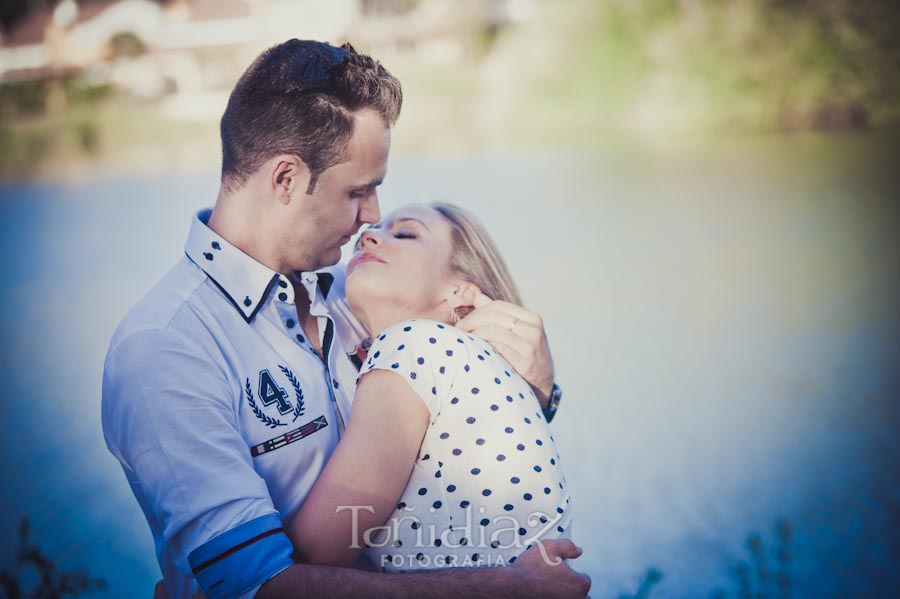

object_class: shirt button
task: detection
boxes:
[332,379,339,389]
[278,292,288,302]
[296,333,305,343]
[286,319,295,328]
[278,279,288,288]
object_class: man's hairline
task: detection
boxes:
[306,108,392,195]
[221,109,392,197]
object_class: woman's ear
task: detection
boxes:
[446,281,483,314]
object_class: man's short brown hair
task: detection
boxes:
[220,40,402,193]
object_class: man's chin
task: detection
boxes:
[317,250,342,269]
[295,256,338,275]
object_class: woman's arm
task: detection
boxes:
[287,369,430,566]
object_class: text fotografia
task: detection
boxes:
[337,504,567,556]
[382,552,509,569]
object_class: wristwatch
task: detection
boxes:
[542,383,562,423]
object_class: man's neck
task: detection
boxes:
[208,186,287,275]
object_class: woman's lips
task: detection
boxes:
[348,251,386,273]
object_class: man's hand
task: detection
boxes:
[512,539,591,598]
[458,293,555,405]
[174,540,591,599]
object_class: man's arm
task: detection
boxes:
[458,293,556,407]
[258,539,591,599]
[102,329,294,599]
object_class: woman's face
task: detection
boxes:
[345,205,458,333]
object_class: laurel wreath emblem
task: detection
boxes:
[245,377,286,428]
[279,364,305,422]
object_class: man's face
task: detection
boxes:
[287,108,389,272]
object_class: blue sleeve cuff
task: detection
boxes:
[188,513,293,599]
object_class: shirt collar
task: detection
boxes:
[185,209,337,323]
[293,271,335,318]
[185,209,285,323]
[317,272,334,298]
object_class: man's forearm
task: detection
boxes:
[258,562,519,599]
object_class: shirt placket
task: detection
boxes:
[271,275,308,349]
[299,273,347,436]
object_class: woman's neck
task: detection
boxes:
[359,305,449,338]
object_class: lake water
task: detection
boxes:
[1,132,898,598]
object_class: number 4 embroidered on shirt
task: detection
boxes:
[258,369,291,414]
[245,367,306,428]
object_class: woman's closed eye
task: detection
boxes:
[394,229,417,240]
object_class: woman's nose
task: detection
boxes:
[360,229,381,247]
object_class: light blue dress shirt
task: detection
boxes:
[102,209,361,599]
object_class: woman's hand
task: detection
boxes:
[458,292,555,406]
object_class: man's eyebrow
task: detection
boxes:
[350,178,384,190]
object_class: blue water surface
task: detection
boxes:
[1,136,898,598]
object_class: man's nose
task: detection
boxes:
[359,191,381,225]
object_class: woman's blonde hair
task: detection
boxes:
[430,202,523,309]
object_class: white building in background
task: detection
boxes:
[1,1,162,78]
[0,0,534,108]
[0,0,361,90]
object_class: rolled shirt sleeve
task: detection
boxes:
[102,329,293,599]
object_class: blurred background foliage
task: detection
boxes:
[501,0,900,137]
[1,0,899,181]
[0,518,107,599]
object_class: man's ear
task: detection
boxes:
[269,155,311,204]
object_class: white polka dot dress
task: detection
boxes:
[359,319,573,571]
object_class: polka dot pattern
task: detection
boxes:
[360,319,572,572]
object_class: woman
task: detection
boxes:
[288,203,572,571]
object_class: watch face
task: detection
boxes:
[543,389,560,423]
[551,384,562,404]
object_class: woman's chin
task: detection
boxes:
[346,279,380,327]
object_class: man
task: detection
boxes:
[102,40,587,599]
